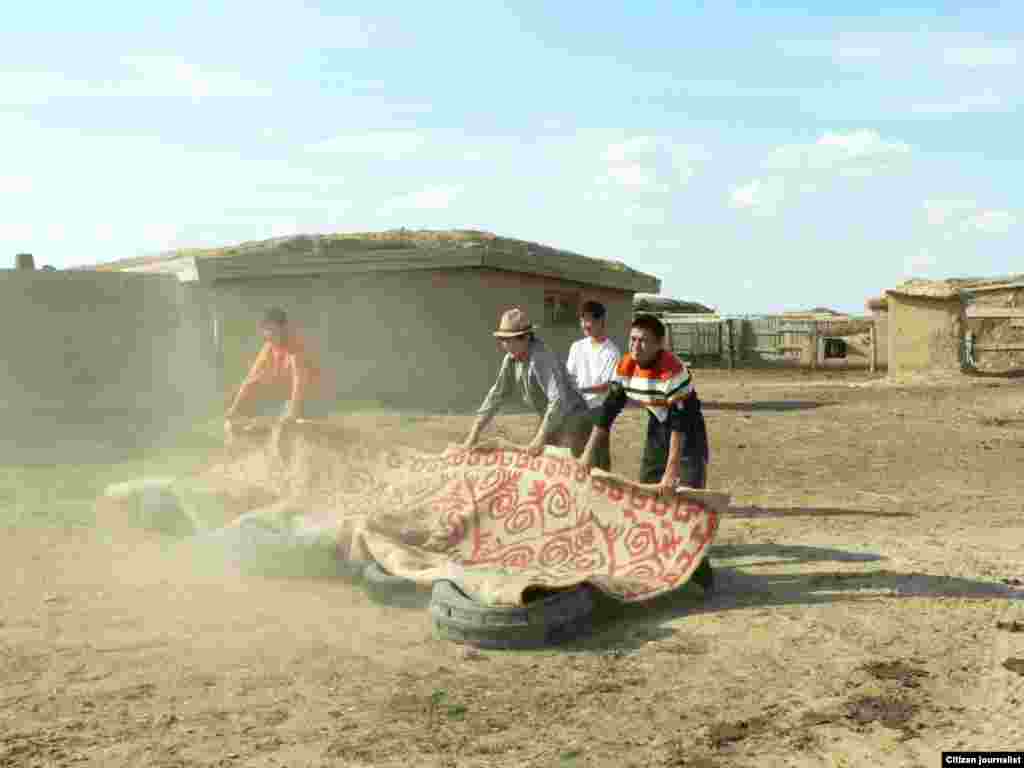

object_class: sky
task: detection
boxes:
[1,1,1021,314]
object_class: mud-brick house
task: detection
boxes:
[86,230,661,410]
[883,280,966,375]
[864,294,890,370]
[960,277,1024,374]
[881,275,1024,376]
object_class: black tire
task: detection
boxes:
[363,561,430,607]
[430,579,595,650]
[692,557,714,594]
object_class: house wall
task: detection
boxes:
[887,294,964,374]
[0,271,218,463]
[212,267,634,412]
[873,313,889,369]
[965,286,1024,374]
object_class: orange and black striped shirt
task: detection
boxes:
[596,349,708,462]
[608,349,693,422]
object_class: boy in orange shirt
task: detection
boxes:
[224,307,329,439]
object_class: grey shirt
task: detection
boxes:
[477,337,587,438]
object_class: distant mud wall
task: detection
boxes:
[966,287,1024,374]
[0,271,218,464]
[887,294,964,375]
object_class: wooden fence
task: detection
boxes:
[655,313,880,371]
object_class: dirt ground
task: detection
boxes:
[3,367,1024,768]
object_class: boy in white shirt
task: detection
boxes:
[566,300,622,471]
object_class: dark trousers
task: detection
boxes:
[551,407,596,459]
[584,408,611,471]
[640,455,707,489]
[553,408,611,470]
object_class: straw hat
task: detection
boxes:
[493,307,535,338]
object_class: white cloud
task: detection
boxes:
[94,223,116,242]
[121,56,271,102]
[0,175,33,194]
[766,129,912,176]
[729,178,786,217]
[140,223,182,251]
[904,248,938,277]
[923,199,979,226]
[962,210,1016,235]
[0,71,91,106]
[776,36,898,63]
[922,199,1016,236]
[597,136,702,190]
[817,130,910,157]
[0,222,35,243]
[46,222,69,243]
[306,131,425,155]
[731,130,911,216]
[943,46,1018,69]
[269,219,301,239]
[778,36,1020,69]
[606,164,655,187]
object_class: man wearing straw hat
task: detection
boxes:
[463,307,594,457]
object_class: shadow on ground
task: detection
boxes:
[569,543,1023,653]
[702,400,831,412]
[965,369,1024,380]
[727,505,914,519]
[707,542,883,567]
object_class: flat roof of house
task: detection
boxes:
[633,293,714,314]
[885,275,1024,301]
[80,229,661,294]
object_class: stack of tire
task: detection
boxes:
[101,479,597,649]
[363,562,597,650]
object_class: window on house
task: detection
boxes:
[544,292,580,327]
[824,338,847,359]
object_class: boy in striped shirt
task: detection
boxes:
[579,313,714,591]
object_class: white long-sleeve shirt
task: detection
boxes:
[566,336,621,409]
